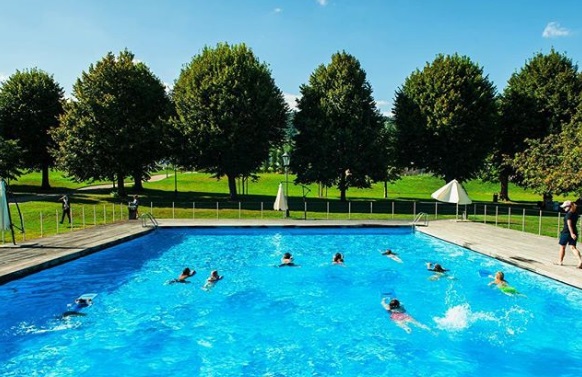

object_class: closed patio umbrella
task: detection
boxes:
[273,183,288,211]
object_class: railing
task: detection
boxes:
[7,199,572,243]
[140,212,159,228]
[412,212,429,227]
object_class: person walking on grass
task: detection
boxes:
[557,201,582,269]
[59,194,71,224]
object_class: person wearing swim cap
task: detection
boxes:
[557,201,582,268]
[381,297,429,333]
[426,262,450,280]
[202,270,223,290]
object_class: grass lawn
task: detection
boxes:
[1,170,569,243]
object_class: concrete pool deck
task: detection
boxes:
[0,219,581,289]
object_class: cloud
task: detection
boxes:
[0,73,7,83]
[284,93,300,110]
[542,22,571,38]
[274,8,282,13]
[316,0,328,6]
[375,100,390,107]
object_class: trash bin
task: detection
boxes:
[128,205,138,220]
[493,194,498,203]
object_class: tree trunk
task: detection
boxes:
[117,174,126,197]
[133,173,143,191]
[41,164,51,190]
[499,170,510,201]
[227,174,238,200]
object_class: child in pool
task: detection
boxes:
[332,252,344,265]
[381,249,402,263]
[488,271,520,295]
[426,262,451,280]
[381,297,429,333]
[170,267,196,283]
[202,270,223,290]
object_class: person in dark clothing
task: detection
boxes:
[59,194,71,224]
[557,201,582,268]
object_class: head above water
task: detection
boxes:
[182,267,191,275]
[283,252,292,259]
[433,264,445,273]
[334,252,343,261]
[389,299,400,309]
[495,271,505,280]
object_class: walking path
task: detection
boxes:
[0,219,580,289]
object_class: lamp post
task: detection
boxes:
[282,152,290,218]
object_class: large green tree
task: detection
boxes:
[291,51,387,201]
[172,43,288,200]
[52,50,171,196]
[0,68,63,188]
[497,49,582,200]
[392,54,497,183]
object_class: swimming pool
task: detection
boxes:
[1,227,581,376]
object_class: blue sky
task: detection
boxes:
[1,0,580,115]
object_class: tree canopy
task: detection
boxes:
[291,51,387,201]
[392,54,497,183]
[0,137,22,180]
[172,42,288,200]
[52,50,171,196]
[497,49,582,200]
[0,68,63,188]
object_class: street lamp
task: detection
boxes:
[282,152,290,218]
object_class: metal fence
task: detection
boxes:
[3,199,568,244]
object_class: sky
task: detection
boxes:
[1,0,581,115]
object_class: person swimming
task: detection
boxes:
[279,252,299,267]
[170,267,196,284]
[62,294,96,317]
[488,271,520,295]
[380,297,429,333]
[381,249,402,263]
[332,252,344,265]
[426,262,451,280]
[202,270,223,290]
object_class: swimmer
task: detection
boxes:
[279,252,299,267]
[381,297,429,333]
[202,270,223,290]
[426,262,451,280]
[332,252,345,265]
[62,294,95,317]
[488,271,520,296]
[381,249,402,263]
[170,267,196,284]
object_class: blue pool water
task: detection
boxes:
[1,227,581,376]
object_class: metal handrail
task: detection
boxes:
[412,212,429,226]
[140,212,159,228]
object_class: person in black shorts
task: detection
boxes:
[557,201,582,268]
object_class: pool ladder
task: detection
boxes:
[412,212,429,227]
[140,212,159,228]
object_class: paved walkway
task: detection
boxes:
[0,219,581,289]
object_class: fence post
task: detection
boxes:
[172,202,175,219]
[193,202,196,219]
[522,209,526,232]
[557,212,561,238]
[103,205,106,224]
[327,202,329,220]
[370,201,373,215]
[484,205,487,224]
[56,209,59,234]
[413,201,417,217]
[112,204,115,222]
[348,201,351,219]
[304,201,307,220]
[495,206,498,226]
[261,202,263,219]
[40,212,43,238]
[216,202,219,219]
[150,202,153,216]
[93,205,96,225]
[392,202,394,219]
[239,202,241,219]
[434,202,438,220]
[82,206,86,229]
[538,210,542,235]
[507,207,512,229]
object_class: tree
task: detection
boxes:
[497,49,582,200]
[291,51,387,201]
[0,68,63,188]
[392,54,497,183]
[172,43,288,200]
[514,100,582,197]
[0,137,22,180]
[52,50,171,196]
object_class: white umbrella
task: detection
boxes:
[431,179,472,205]
[273,183,288,211]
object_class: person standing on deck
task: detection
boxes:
[557,201,582,268]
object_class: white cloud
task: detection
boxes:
[542,22,571,38]
[163,82,173,94]
[316,0,328,6]
[375,100,390,107]
[0,73,7,83]
[274,8,282,13]
[284,93,300,110]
